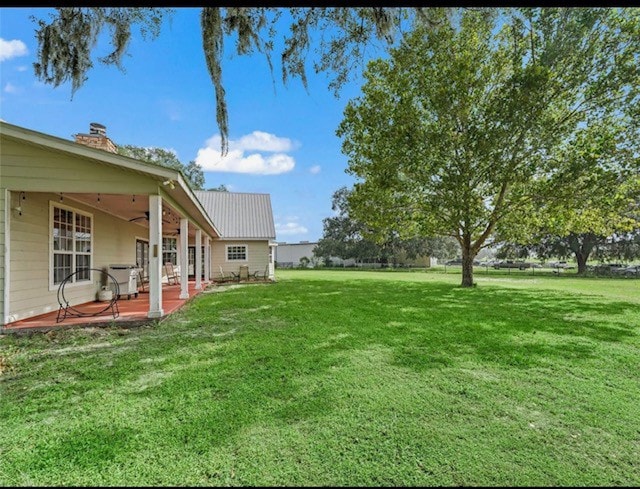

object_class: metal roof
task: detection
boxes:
[195,191,276,240]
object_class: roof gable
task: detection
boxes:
[195,191,276,240]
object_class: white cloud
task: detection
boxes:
[4,82,19,94]
[17,65,28,72]
[196,132,296,175]
[276,221,308,235]
[0,39,28,62]
[309,165,321,174]
[237,131,295,152]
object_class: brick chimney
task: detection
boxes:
[74,122,117,153]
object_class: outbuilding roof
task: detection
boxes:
[195,191,276,240]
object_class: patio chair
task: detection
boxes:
[218,266,237,283]
[164,262,180,285]
[239,265,249,281]
[137,268,149,292]
[252,264,269,281]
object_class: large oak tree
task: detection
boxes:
[338,8,640,287]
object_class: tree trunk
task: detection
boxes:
[576,252,588,275]
[461,243,475,287]
[569,233,597,276]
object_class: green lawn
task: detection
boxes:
[1,269,639,486]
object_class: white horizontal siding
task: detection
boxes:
[211,240,269,279]
[1,139,158,194]
[6,192,152,323]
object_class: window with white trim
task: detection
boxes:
[51,203,92,285]
[163,237,177,265]
[226,245,247,261]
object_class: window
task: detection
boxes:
[51,203,92,286]
[226,245,247,261]
[136,239,149,277]
[163,237,177,265]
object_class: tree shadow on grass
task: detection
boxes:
[2,277,638,482]
[319,280,638,371]
[189,278,639,424]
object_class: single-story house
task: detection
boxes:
[195,190,276,281]
[0,121,275,330]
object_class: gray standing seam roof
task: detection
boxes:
[195,191,276,239]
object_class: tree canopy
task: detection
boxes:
[117,145,205,190]
[494,115,640,274]
[314,186,385,264]
[206,184,229,192]
[497,228,640,271]
[31,7,444,155]
[315,186,458,266]
[338,7,640,287]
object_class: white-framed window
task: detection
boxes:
[50,202,93,287]
[163,237,177,265]
[226,244,248,261]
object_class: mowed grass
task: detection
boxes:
[1,269,639,486]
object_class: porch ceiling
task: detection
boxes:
[66,193,190,237]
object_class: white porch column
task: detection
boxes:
[148,195,164,318]
[195,229,202,290]
[204,237,211,283]
[179,217,189,299]
[269,244,276,279]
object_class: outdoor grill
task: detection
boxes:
[108,264,138,299]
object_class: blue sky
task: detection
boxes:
[0,7,375,243]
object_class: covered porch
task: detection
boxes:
[1,189,218,329]
[1,121,222,330]
[65,190,218,320]
[3,280,207,333]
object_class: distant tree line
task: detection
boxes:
[496,231,640,274]
[314,187,458,267]
[318,186,640,272]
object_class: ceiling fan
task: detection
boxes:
[129,211,171,224]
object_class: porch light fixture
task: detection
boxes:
[97,193,101,203]
[60,193,63,202]
[162,179,176,189]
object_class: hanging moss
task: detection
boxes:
[31,7,446,155]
